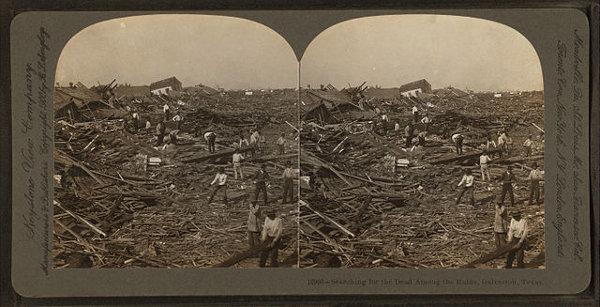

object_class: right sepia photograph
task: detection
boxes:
[298,15,545,269]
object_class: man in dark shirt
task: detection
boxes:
[499,165,516,206]
[254,164,270,206]
[155,120,166,146]
[404,123,414,148]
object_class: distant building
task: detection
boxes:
[399,79,432,97]
[150,77,182,95]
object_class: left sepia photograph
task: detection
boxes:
[52,14,300,268]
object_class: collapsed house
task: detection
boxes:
[150,76,183,95]
[399,79,432,97]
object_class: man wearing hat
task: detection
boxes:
[527,162,543,206]
[259,208,283,267]
[208,166,228,206]
[506,210,528,268]
[455,168,475,207]
[499,165,515,206]
[281,161,295,204]
[253,164,270,206]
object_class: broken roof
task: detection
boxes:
[54,87,103,105]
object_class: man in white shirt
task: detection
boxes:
[497,131,508,157]
[455,168,475,206]
[163,103,170,121]
[259,209,283,267]
[232,149,245,180]
[479,151,492,181]
[412,105,419,122]
[523,135,533,157]
[506,211,528,268]
[208,166,228,206]
[420,113,431,132]
[204,131,216,153]
[132,112,139,132]
[277,133,287,155]
[452,133,464,155]
[527,162,543,206]
[249,129,260,154]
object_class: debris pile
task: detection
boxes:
[53,81,299,268]
[299,86,545,268]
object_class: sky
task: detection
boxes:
[301,15,543,92]
[56,14,298,90]
[57,14,543,92]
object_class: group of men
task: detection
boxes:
[455,162,544,208]
[207,160,293,267]
[377,105,432,150]
[453,160,543,269]
[208,160,296,207]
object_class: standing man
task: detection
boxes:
[523,135,533,157]
[412,105,419,123]
[452,133,464,155]
[499,165,516,206]
[249,129,259,155]
[277,133,287,155]
[208,166,228,206]
[527,162,543,206]
[479,150,493,181]
[420,113,431,132]
[204,131,216,153]
[486,134,497,155]
[247,200,261,249]
[259,209,283,267]
[132,111,139,133]
[281,161,295,204]
[232,149,245,180]
[506,211,528,268]
[417,130,427,147]
[254,164,270,205]
[172,114,183,131]
[455,169,475,207]
[506,132,514,155]
[381,113,390,135]
[155,120,166,146]
[404,123,414,148]
[494,202,508,249]
[498,130,508,158]
[259,130,267,152]
[239,132,250,149]
[394,121,401,136]
[163,103,170,121]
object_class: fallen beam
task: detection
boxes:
[428,148,502,165]
[182,147,254,163]
[212,242,269,267]
[461,241,518,268]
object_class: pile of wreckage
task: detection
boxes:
[53,78,299,268]
[299,81,545,268]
